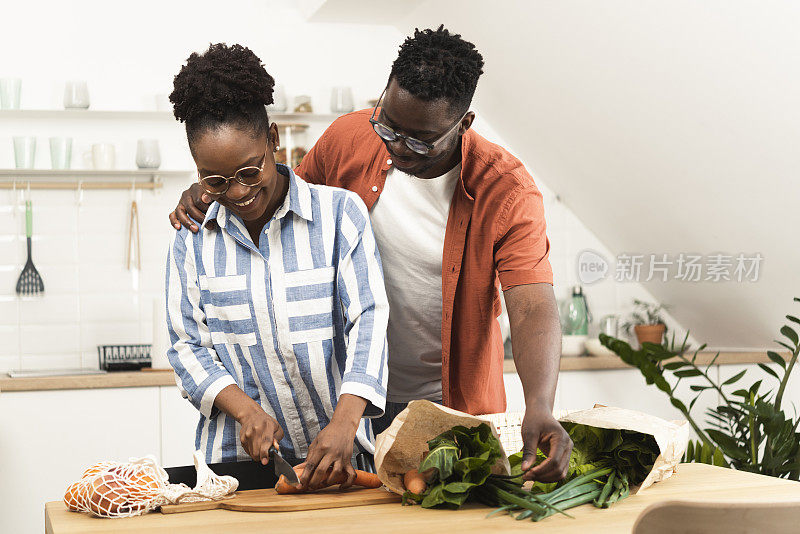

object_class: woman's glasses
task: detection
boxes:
[197,146,268,195]
[368,87,467,155]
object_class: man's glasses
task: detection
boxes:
[197,146,268,195]
[368,87,467,156]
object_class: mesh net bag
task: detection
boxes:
[64,451,238,518]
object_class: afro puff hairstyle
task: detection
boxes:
[170,43,275,147]
[389,25,484,115]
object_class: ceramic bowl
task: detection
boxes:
[585,337,617,358]
[562,335,588,357]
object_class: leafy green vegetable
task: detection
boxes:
[402,421,660,523]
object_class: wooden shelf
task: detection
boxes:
[0,169,195,178]
[271,112,341,122]
[503,350,792,373]
[0,169,194,190]
[0,169,191,178]
[0,109,342,122]
[3,351,789,393]
[0,169,193,190]
[0,109,176,120]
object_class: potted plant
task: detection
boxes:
[622,299,668,347]
[599,297,800,480]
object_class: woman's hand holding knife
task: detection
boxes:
[300,394,367,490]
[214,384,285,465]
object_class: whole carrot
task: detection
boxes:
[275,463,382,494]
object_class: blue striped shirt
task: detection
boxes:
[165,164,389,463]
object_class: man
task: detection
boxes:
[170,26,571,482]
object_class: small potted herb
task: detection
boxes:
[621,299,668,347]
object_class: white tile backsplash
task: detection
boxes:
[0,297,19,325]
[0,264,20,295]
[0,163,191,370]
[27,264,78,294]
[78,263,140,294]
[26,203,80,236]
[80,293,141,323]
[28,235,80,265]
[0,326,20,357]
[19,294,79,325]
[76,233,130,265]
[80,322,143,352]
[20,352,82,370]
[139,263,166,294]
[20,325,80,355]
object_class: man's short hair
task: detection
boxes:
[390,25,485,115]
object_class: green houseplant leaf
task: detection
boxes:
[601,297,800,481]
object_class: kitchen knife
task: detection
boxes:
[270,446,300,485]
[165,452,374,490]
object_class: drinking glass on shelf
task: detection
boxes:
[136,139,161,169]
[0,78,22,109]
[330,86,354,113]
[49,137,73,169]
[64,80,90,109]
[13,137,36,169]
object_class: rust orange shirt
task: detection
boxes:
[295,110,553,415]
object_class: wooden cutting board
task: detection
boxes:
[160,487,401,514]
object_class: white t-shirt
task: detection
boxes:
[369,163,461,402]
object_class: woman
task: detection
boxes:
[165,43,388,489]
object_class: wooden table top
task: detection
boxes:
[45,463,800,534]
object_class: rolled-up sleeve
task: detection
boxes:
[495,184,554,289]
[165,228,236,418]
[335,193,389,418]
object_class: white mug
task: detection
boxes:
[87,143,116,170]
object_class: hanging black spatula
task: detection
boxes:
[16,199,44,295]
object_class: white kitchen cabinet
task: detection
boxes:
[502,372,526,414]
[503,364,721,441]
[159,385,203,467]
[0,384,233,534]
[0,387,160,534]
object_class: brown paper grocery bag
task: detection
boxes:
[374,400,511,496]
[374,401,688,496]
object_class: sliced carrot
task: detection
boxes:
[275,464,382,494]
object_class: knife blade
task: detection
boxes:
[270,446,301,485]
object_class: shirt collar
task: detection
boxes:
[202,163,313,232]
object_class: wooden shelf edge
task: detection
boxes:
[504,350,793,374]
[3,352,790,392]
[0,110,343,121]
[0,369,176,393]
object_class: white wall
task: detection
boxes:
[0,0,684,371]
